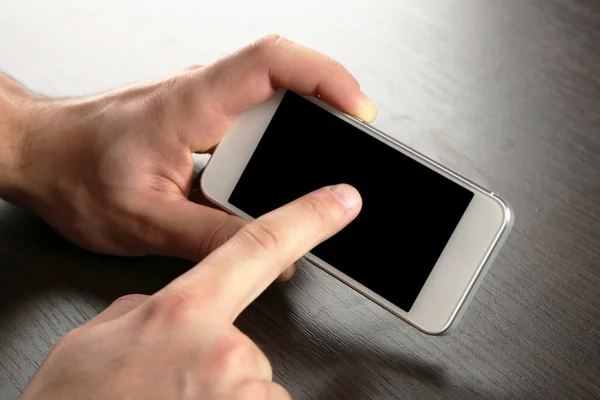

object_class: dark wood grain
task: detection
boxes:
[1,0,600,399]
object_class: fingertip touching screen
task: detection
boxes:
[229,91,473,311]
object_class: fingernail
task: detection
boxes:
[329,184,361,210]
[357,92,378,123]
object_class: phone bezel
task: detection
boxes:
[201,89,513,335]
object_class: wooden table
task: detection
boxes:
[1,0,599,398]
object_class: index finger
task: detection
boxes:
[196,34,377,121]
[159,184,362,323]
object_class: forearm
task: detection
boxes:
[0,74,33,202]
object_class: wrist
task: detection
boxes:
[0,75,39,204]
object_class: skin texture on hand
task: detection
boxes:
[19,184,363,400]
[1,35,376,276]
[0,74,35,197]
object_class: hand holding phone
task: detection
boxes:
[0,34,375,277]
[202,90,513,335]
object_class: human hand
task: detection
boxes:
[20,184,362,399]
[1,35,376,277]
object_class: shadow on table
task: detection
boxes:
[237,280,507,399]
[0,203,189,323]
[236,282,446,399]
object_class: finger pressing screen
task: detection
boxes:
[159,184,362,323]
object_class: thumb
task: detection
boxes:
[80,294,149,331]
[150,199,247,261]
[144,197,298,281]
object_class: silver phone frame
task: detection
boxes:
[201,89,514,335]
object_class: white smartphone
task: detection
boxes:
[201,89,513,335]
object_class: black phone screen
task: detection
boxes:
[229,91,473,311]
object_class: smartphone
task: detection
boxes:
[201,89,513,335]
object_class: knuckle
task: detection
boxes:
[183,63,204,71]
[240,221,282,253]
[108,293,148,315]
[205,217,246,256]
[208,230,232,254]
[211,333,256,376]
[253,33,290,58]
[257,33,282,48]
[144,290,198,323]
[112,293,147,306]
[296,195,331,228]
